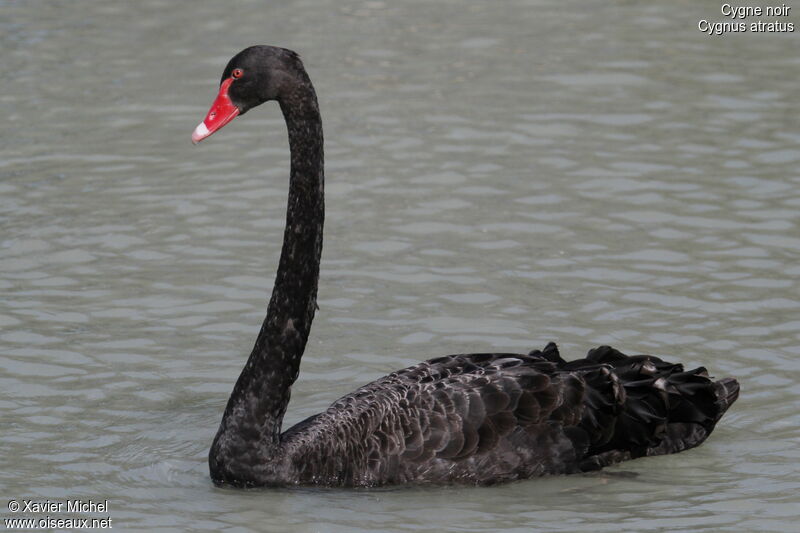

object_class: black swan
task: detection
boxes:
[191,45,739,487]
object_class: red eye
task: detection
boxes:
[231,68,244,79]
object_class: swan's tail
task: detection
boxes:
[591,346,739,456]
[531,344,740,467]
[712,377,740,421]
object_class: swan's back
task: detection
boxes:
[279,344,739,486]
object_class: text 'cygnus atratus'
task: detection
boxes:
[192,46,739,487]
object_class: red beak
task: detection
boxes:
[192,78,240,144]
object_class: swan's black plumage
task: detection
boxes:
[194,46,739,487]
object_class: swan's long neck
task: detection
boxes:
[210,73,323,483]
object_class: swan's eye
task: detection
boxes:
[232,68,244,79]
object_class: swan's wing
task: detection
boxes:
[338,347,625,482]
[392,353,581,460]
[280,350,581,483]
[284,344,737,485]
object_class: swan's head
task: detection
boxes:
[192,45,305,144]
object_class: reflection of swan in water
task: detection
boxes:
[191,45,739,487]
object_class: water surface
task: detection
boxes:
[2,1,799,531]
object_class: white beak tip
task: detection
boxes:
[192,122,210,144]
